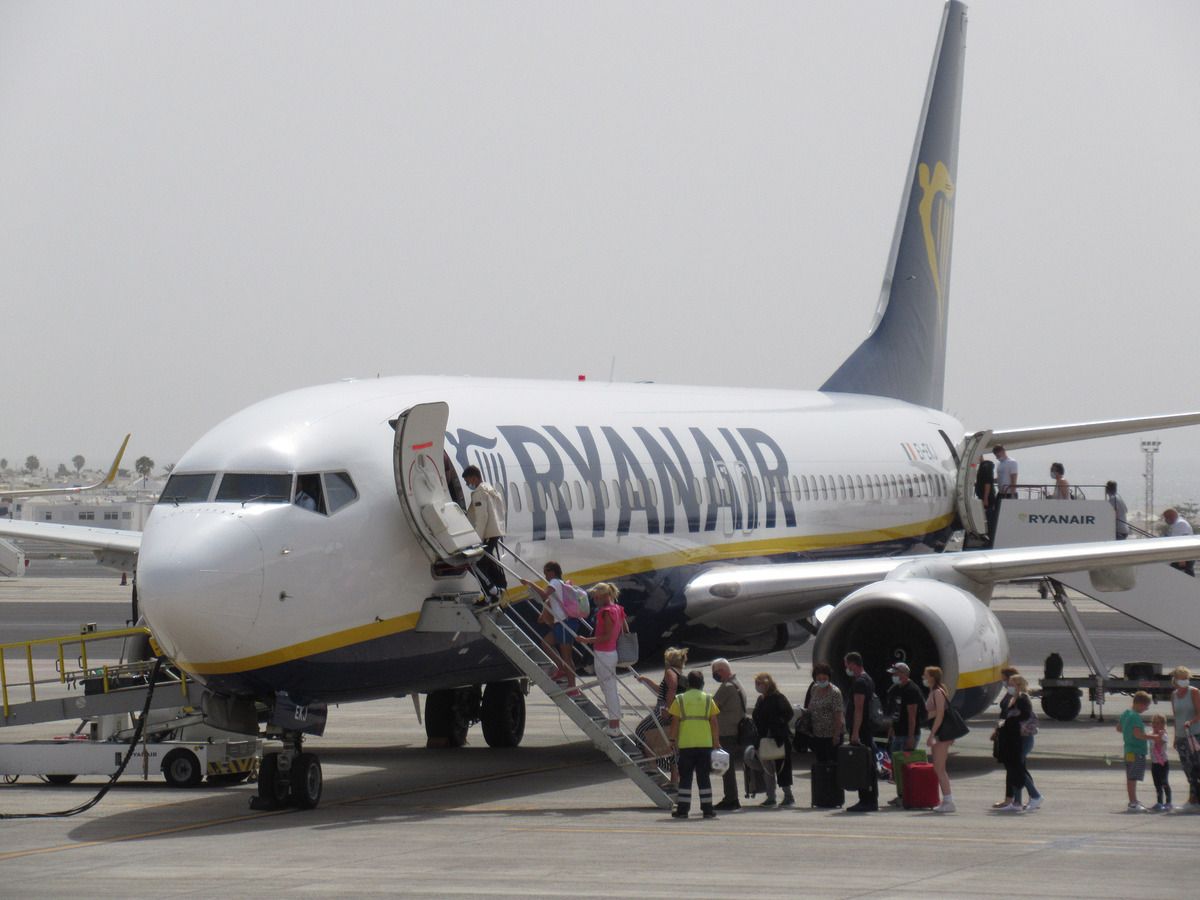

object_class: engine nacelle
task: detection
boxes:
[811,578,1008,718]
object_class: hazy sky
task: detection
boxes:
[3,1,1198,507]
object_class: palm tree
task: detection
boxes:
[135,456,155,487]
[73,454,85,474]
[163,463,176,475]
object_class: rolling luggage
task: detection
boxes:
[810,761,844,808]
[902,762,940,809]
[836,743,873,792]
[891,748,928,798]
[743,759,767,799]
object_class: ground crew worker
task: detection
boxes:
[462,465,507,599]
[668,669,721,819]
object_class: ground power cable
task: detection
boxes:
[1,656,165,820]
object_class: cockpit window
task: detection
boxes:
[324,471,358,513]
[158,473,216,504]
[215,473,291,503]
[294,473,326,514]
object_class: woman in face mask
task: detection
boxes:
[803,662,844,764]
[989,667,1043,810]
[1169,665,1200,809]
[750,673,794,807]
[994,675,1035,813]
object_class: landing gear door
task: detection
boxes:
[955,429,993,538]
[393,402,483,564]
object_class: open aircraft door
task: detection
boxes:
[955,429,993,538]
[393,402,483,564]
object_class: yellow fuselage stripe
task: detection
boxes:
[182,513,954,677]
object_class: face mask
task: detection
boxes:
[923,679,932,689]
[756,685,766,695]
[845,668,855,678]
[1178,679,1190,688]
[712,672,722,683]
[816,678,829,686]
[891,675,900,685]
[1006,685,1017,695]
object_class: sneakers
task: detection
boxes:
[1126,802,1147,812]
[604,726,622,738]
[1151,802,1167,812]
[565,688,583,698]
[780,794,795,808]
[887,797,904,808]
[995,803,1023,813]
[759,798,777,808]
[991,799,1013,809]
[713,798,741,811]
[1025,796,1044,811]
[933,798,956,813]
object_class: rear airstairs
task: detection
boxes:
[417,551,675,810]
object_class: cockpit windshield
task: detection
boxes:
[214,473,292,504]
[157,473,216,504]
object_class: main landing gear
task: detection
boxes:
[250,734,323,811]
[424,681,526,749]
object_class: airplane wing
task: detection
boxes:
[0,434,131,499]
[985,412,1200,451]
[0,519,141,572]
[684,535,1200,631]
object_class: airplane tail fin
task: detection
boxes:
[821,0,967,410]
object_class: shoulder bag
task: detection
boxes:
[934,689,970,741]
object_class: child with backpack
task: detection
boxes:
[522,561,587,697]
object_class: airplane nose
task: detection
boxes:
[138,508,265,665]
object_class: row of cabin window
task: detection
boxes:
[500,471,950,515]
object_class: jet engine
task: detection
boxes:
[811,578,1008,718]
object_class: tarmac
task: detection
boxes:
[1,572,1199,898]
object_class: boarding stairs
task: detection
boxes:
[418,545,675,809]
[0,625,205,729]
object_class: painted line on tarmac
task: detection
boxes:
[0,759,589,863]
[506,825,1047,846]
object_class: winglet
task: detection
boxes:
[101,433,131,486]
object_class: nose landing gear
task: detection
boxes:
[250,735,323,810]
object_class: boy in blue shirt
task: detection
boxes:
[1117,691,1152,811]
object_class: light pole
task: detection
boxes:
[1141,440,1161,531]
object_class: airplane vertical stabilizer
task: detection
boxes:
[821,0,967,410]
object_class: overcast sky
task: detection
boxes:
[2,1,1198,508]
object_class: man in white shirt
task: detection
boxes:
[993,445,1019,498]
[1163,507,1195,576]
[463,465,508,598]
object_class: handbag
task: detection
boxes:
[935,702,970,741]
[1019,709,1039,737]
[796,707,814,736]
[758,737,786,761]
[615,631,639,666]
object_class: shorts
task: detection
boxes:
[554,619,583,645]
[1124,753,1146,781]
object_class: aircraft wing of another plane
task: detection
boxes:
[0,434,131,499]
[0,519,142,555]
[684,535,1200,632]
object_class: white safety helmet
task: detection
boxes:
[710,748,730,775]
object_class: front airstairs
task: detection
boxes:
[417,546,675,809]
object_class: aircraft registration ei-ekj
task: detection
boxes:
[5,0,1200,809]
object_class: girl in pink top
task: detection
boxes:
[578,583,627,736]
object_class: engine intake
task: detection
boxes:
[811,578,1008,718]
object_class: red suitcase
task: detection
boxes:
[902,762,940,809]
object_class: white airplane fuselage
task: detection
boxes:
[139,375,963,703]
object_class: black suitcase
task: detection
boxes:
[743,761,767,798]
[811,761,844,808]
[837,743,873,791]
